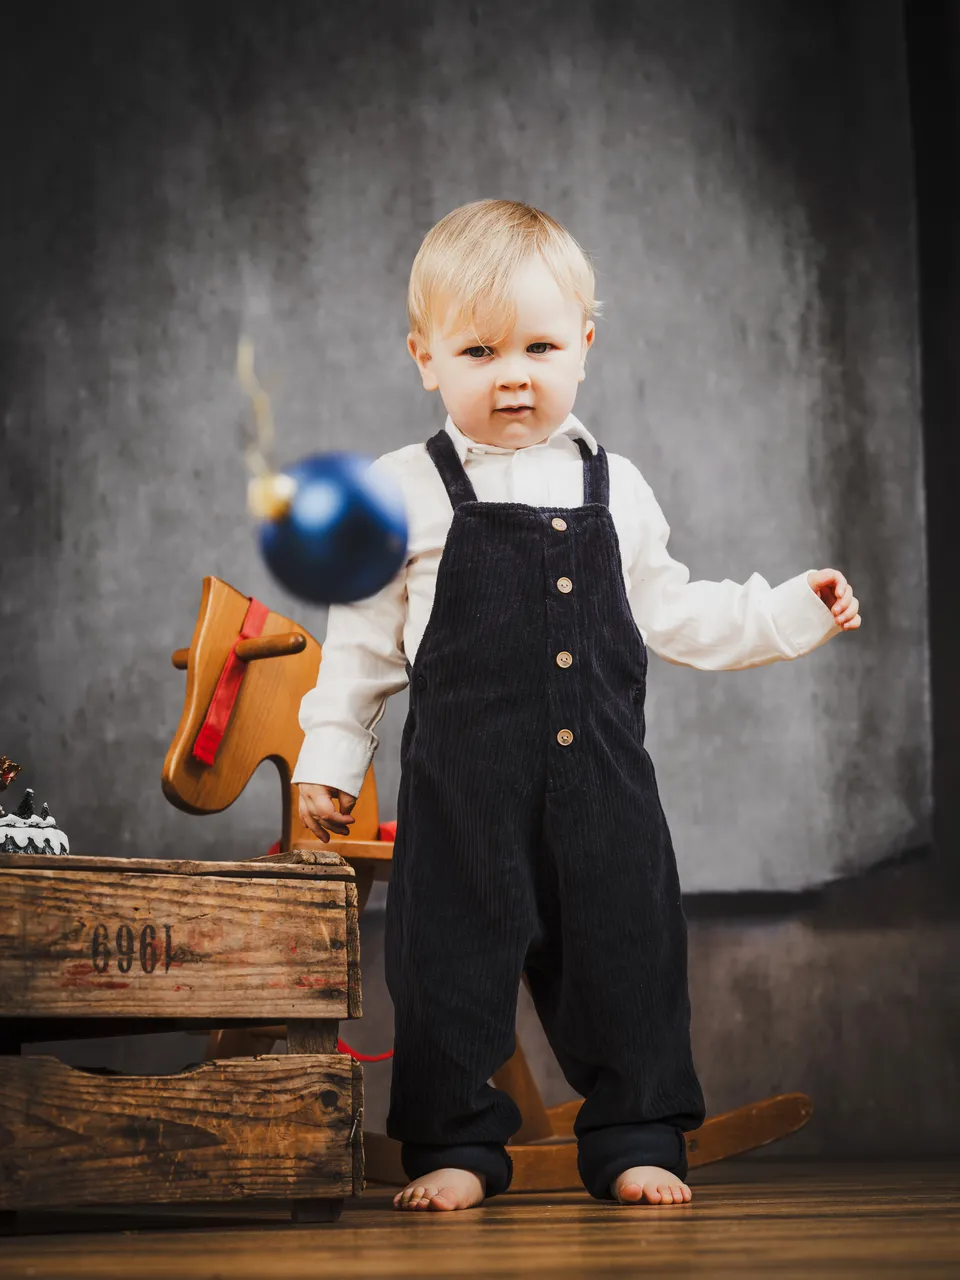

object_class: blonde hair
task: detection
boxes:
[407,199,601,346]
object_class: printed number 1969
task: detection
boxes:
[91,923,174,975]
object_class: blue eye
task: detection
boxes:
[461,342,553,358]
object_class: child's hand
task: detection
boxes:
[807,569,861,631]
[298,783,357,843]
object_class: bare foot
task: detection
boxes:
[392,1167,486,1212]
[612,1165,692,1206]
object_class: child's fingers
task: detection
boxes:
[811,567,845,590]
[299,800,330,842]
[299,795,355,841]
[838,601,860,627]
[305,814,331,843]
[298,786,356,838]
[317,810,353,835]
[326,790,356,830]
[831,583,853,618]
[836,594,859,625]
[324,809,355,831]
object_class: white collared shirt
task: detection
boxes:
[292,412,840,795]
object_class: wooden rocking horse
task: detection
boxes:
[163,575,813,1189]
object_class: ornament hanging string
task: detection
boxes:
[237,337,296,521]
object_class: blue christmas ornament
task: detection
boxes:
[252,452,408,605]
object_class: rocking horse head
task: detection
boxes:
[162,576,380,849]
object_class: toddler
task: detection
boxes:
[294,199,860,1212]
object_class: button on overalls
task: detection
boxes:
[384,429,706,1199]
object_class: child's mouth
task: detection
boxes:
[497,406,532,416]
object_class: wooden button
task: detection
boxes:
[556,729,574,746]
[556,577,573,594]
[556,651,573,668]
[551,517,567,531]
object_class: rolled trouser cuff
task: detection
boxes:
[577,1122,688,1201]
[400,1140,514,1199]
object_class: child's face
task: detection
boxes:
[408,255,595,450]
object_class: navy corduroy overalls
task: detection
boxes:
[384,429,706,1199]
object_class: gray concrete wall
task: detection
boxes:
[5,0,954,1158]
[0,0,928,891]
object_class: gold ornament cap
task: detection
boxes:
[247,472,297,522]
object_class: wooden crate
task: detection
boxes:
[0,852,363,1220]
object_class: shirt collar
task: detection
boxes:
[443,412,598,461]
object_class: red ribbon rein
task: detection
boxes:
[192,597,271,767]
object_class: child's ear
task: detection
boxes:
[407,332,439,391]
[577,321,596,383]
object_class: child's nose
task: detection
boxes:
[497,362,531,389]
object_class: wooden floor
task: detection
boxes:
[2,1160,958,1278]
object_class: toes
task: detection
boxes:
[628,1182,661,1203]
[395,1182,433,1210]
[618,1182,644,1203]
[614,1169,692,1207]
[656,1181,693,1205]
[394,1172,484,1212]
[617,1180,662,1204]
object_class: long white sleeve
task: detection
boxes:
[626,471,841,670]
[291,557,410,797]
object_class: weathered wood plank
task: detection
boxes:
[7,1017,288,1041]
[0,1054,362,1210]
[0,852,355,881]
[287,1021,339,1053]
[351,1057,364,1192]
[0,869,351,1019]
[345,879,362,1019]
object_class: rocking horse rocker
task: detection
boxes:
[163,576,813,1190]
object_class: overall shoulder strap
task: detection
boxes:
[577,438,610,506]
[425,430,479,508]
